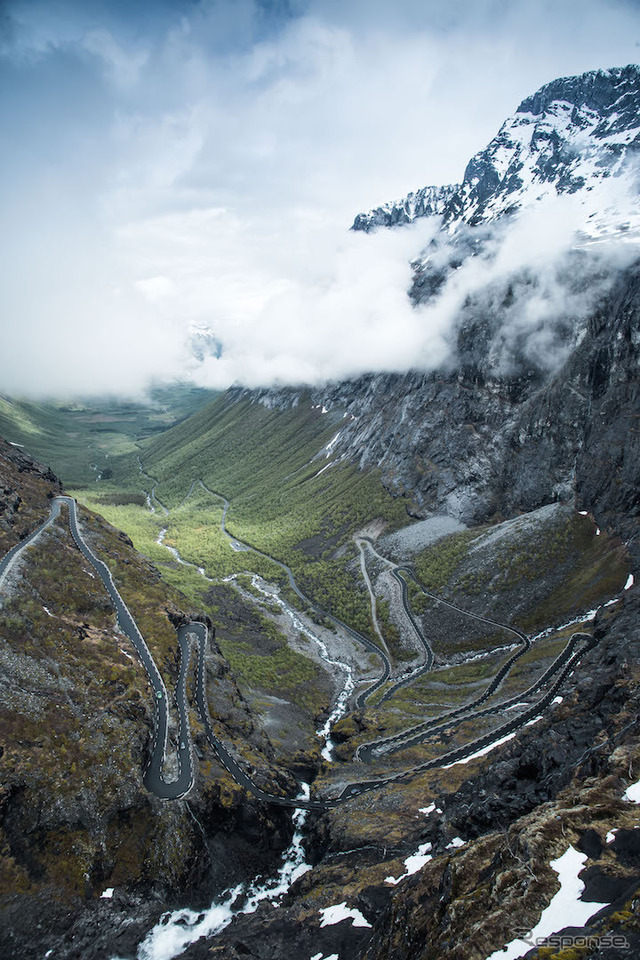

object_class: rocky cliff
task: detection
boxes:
[351,183,460,233]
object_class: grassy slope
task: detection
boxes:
[69,393,413,750]
[0,385,216,487]
[79,393,631,751]
[97,393,410,639]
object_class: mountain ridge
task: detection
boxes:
[352,63,640,236]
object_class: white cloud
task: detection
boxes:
[0,0,639,396]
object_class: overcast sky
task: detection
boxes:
[1,0,640,397]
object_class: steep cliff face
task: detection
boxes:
[0,438,62,542]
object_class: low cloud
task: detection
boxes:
[187,172,640,390]
[186,217,448,388]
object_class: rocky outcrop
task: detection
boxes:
[0,438,62,544]
[352,183,460,232]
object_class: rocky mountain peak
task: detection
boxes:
[517,63,640,122]
[352,64,640,235]
[351,183,460,233]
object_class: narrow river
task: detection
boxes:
[226,573,355,761]
[134,787,312,960]
[133,492,355,959]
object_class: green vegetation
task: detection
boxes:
[0,513,186,897]
[76,394,412,662]
[6,387,632,804]
[219,623,325,709]
[376,596,413,661]
[414,530,480,590]
[0,385,216,486]
[410,510,629,639]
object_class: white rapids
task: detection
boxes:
[135,786,312,960]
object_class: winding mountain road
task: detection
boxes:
[0,492,601,810]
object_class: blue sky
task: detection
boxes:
[1,0,640,395]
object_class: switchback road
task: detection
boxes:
[0,495,601,810]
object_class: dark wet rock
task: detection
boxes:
[577,828,605,861]
[0,891,163,960]
[580,866,640,903]
[610,829,640,866]
[178,907,373,960]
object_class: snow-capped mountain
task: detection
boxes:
[351,183,460,232]
[188,321,222,362]
[352,64,640,236]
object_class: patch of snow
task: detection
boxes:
[446,838,465,850]
[604,598,620,608]
[101,888,114,899]
[606,829,618,844]
[443,732,517,768]
[552,697,563,705]
[43,606,54,618]
[311,462,334,479]
[385,843,433,885]
[625,573,634,590]
[623,779,640,803]
[578,511,589,515]
[418,803,436,816]
[524,715,543,728]
[484,846,608,960]
[530,607,598,642]
[325,431,342,457]
[311,955,339,960]
[319,903,371,928]
[595,527,601,536]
